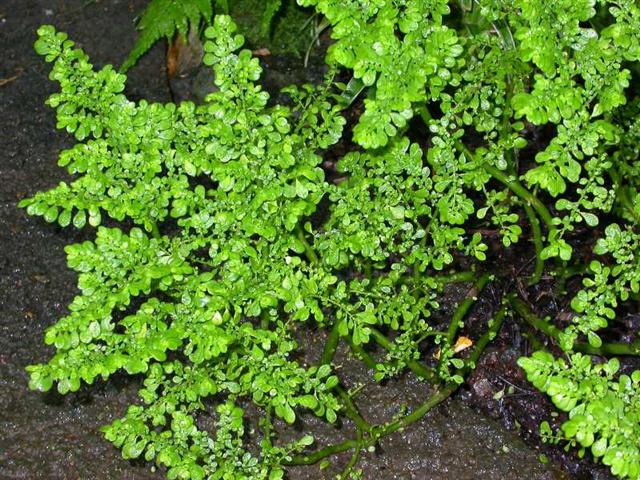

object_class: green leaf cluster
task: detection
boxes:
[291,0,640,477]
[300,0,463,148]
[519,352,640,479]
[25,17,344,477]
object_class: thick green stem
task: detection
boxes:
[484,164,556,235]
[369,327,437,382]
[417,104,433,124]
[285,439,358,465]
[445,273,493,345]
[348,338,378,370]
[523,202,544,286]
[296,228,319,265]
[554,263,588,296]
[522,331,546,351]
[262,405,273,449]
[405,270,475,292]
[372,383,457,438]
[435,270,476,284]
[510,296,640,356]
[576,341,640,356]
[339,428,364,480]
[509,295,563,340]
[287,384,457,466]
[288,302,508,469]
[318,322,372,433]
[462,306,507,372]
[320,320,343,366]
[148,222,161,239]
[336,385,372,433]
[379,306,507,440]
[374,307,506,441]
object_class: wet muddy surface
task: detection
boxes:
[0,1,612,479]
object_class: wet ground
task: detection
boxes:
[0,1,610,479]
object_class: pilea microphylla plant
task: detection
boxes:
[20,0,640,479]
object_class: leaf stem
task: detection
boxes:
[523,202,544,285]
[320,320,343,366]
[369,327,437,382]
[509,295,640,356]
[285,384,457,466]
[148,222,161,239]
[288,302,509,469]
[483,164,556,235]
[338,427,363,479]
[347,337,378,371]
[577,341,640,356]
[336,385,372,433]
[296,227,319,265]
[435,270,476,284]
[508,295,563,340]
[462,305,507,372]
[445,272,493,345]
[285,439,358,465]
[371,383,457,438]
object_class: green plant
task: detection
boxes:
[519,352,640,478]
[26,17,345,478]
[300,1,640,474]
[22,1,640,479]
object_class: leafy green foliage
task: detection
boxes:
[121,0,216,71]
[299,0,463,148]
[25,18,345,477]
[519,352,640,479]
[22,0,640,478]
[25,10,495,476]
[289,0,640,477]
[559,224,640,350]
[512,0,638,199]
[316,137,480,272]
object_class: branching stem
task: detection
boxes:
[336,385,372,433]
[509,295,562,340]
[369,327,437,382]
[462,306,507,372]
[320,320,343,366]
[509,295,640,356]
[287,301,508,469]
[348,338,378,371]
[483,164,556,236]
[445,272,493,345]
[296,227,319,265]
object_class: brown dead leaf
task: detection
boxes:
[453,336,473,353]
[252,48,271,57]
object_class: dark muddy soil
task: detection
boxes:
[0,1,612,479]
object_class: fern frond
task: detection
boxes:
[261,0,283,36]
[121,0,213,72]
